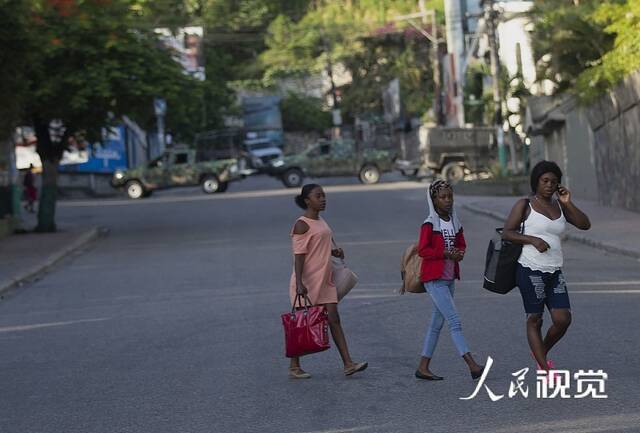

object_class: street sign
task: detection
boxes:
[154,98,167,117]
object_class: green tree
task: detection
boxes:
[25,0,201,232]
[0,0,32,140]
[529,0,617,94]
[280,92,332,132]
[261,1,443,119]
[576,0,640,100]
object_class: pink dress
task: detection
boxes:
[289,216,338,307]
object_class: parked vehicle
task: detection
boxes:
[242,137,283,173]
[396,126,495,183]
[267,138,395,188]
[111,147,241,199]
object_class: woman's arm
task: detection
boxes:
[502,198,549,252]
[294,254,308,295]
[293,220,310,295]
[418,223,449,260]
[558,186,591,230]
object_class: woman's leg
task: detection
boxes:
[289,357,301,369]
[324,303,357,368]
[543,271,572,358]
[418,282,445,375]
[428,280,482,373]
[526,313,548,371]
[544,309,571,356]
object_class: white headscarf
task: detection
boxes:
[424,180,462,233]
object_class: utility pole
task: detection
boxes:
[483,0,507,175]
[320,31,341,138]
[394,2,443,125]
[419,0,443,125]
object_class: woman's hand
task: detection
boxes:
[296,283,308,295]
[557,185,571,204]
[331,248,344,259]
[452,248,465,262]
[531,237,550,253]
[446,248,465,261]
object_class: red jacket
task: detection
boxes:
[418,222,466,282]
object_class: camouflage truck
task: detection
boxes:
[111,147,241,199]
[267,138,395,188]
[395,126,495,184]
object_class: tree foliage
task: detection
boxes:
[528,0,640,100]
[577,0,640,100]
[261,0,444,119]
[0,0,32,139]
[280,92,332,132]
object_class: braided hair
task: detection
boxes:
[429,179,452,199]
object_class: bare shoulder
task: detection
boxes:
[510,197,530,213]
[293,219,310,235]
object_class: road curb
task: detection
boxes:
[0,226,108,297]
[462,203,640,261]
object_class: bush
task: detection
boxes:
[280,92,332,132]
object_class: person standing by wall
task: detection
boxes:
[22,164,37,213]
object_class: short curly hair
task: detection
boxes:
[530,160,562,193]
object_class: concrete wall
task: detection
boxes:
[563,107,599,201]
[528,71,640,211]
[585,73,640,211]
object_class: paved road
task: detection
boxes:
[1,181,639,433]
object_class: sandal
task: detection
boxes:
[344,362,368,376]
[288,367,311,379]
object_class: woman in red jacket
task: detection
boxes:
[415,180,484,381]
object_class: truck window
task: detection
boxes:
[149,154,168,168]
[174,153,188,164]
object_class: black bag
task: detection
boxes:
[483,199,529,294]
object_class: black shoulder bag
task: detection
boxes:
[482,199,529,294]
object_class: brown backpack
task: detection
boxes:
[400,244,425,294]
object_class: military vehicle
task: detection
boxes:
[396,126,495,183]
[267,139,395,188]
[111,147,241,199]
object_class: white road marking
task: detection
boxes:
[299,426,389,433]
[59,182,425,208]
[0,318,110,333]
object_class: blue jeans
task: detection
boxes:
[421,279,471,358]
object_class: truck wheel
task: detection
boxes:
[216,181,228,193]
[201,175,221,194]
[282,169,303,188]
[359,164,381,184]
[441,162,465,184]
[126,180,145,199]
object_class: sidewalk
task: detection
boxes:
[461,195,640,260]
[0,212,104,296]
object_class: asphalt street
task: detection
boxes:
[1,177,639,433]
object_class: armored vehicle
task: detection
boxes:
[111,147,241,199]
[268,139,395,188]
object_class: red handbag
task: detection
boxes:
[282,295,330,358]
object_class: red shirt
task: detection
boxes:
[418,222,466,282]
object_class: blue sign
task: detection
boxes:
[59,126,128,174]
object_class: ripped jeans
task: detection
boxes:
[421,279,471,358]
[516,264,571,315]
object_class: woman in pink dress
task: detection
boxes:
[288,184,368,379]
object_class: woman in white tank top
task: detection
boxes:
[502,161,591,377]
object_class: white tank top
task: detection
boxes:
[518,202,566,273]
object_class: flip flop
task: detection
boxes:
[288,367,311,379]
[344,362,368,376]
